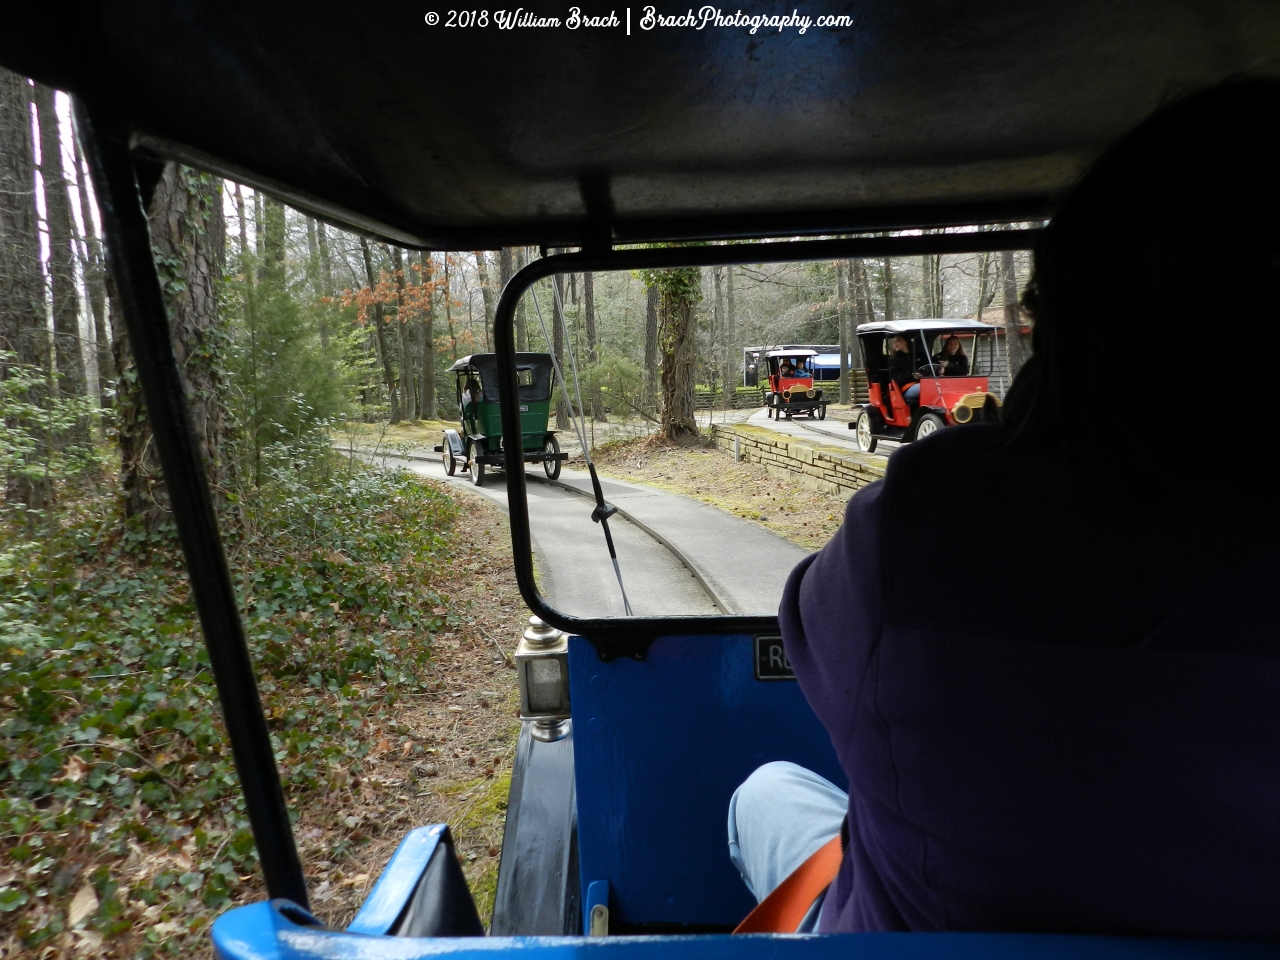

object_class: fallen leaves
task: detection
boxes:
[67,885,98,929]
[59,756,88,783]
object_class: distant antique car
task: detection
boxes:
[762,348,828,420]
[850,320,1002,452]
[436,353,567,486]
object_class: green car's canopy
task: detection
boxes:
[448,354,555,404]
[4,1,1279,249]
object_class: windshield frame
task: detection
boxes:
[493,230,1037,659]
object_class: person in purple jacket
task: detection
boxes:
[728,79,1280,935]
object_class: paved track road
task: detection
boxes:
[748,406,901,456]
[365,451,807,620]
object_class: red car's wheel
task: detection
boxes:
[855,410,878,453]
[913,412,945,441]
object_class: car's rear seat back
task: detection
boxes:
[569,633,845,933]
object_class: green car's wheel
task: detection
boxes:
[443,438,457,476]
[468,443,486,486]
[543,435,562,480]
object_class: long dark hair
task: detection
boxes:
[1004,79,1280,519]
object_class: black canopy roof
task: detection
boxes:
[448,354,554,403]
[5,1,1279,248]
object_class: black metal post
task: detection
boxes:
[74,99,309,909]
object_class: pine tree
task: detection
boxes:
[115,164,229,528]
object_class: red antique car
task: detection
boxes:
[850,320,1002,452]
[763,348,828,420]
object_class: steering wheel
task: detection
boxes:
[916,363,943,377]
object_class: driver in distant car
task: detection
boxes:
[932,336,969,376]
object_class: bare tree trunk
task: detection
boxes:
[881,257,896,323]
[306,217,318,284]
[836,260,851,404]
[34,84,86,402]
[973,251,990,321]
[475,251,497,353]
[582,270,607,421]
[315,222,332,348]
[725,266,736,396]
[253,190,264,263]
[657,274,699,440]
[515,247,530,350]
[361,237,400,421]
[116,163,229,528]
[389,245,417,419]
[498,247,515,356]
[643,283,659,408]
[0,70,52,510]
[72,128,113,409]
[420,251,436,420]
[260,196,286,286]
[852,259,873,324]
[233,184,262,484]
[921,251,943,317]
[552,273,570,428]
[851,260,873,401]
[1000,250,1029,379]
[713,267,727,409]
[933,254,943,315]
[443,255,457,362]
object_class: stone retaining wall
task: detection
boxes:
[710,424,886,498]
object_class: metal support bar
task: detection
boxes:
[73,99,309,909]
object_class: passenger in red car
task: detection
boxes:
[887,336,919,406]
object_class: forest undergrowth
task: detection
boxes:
[0,430,523,959]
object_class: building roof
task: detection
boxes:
[812,355,854,368]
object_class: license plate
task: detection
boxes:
[754,634,795,680]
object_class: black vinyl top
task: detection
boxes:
[5,1,1279,248]
[449,353,555,403]
[857,319,997,336]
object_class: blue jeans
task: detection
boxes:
[727,761,847,932]
[903,382,920,404]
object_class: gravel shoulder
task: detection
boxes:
[587,434,853,552]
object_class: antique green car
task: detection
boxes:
[438,353,566,486]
